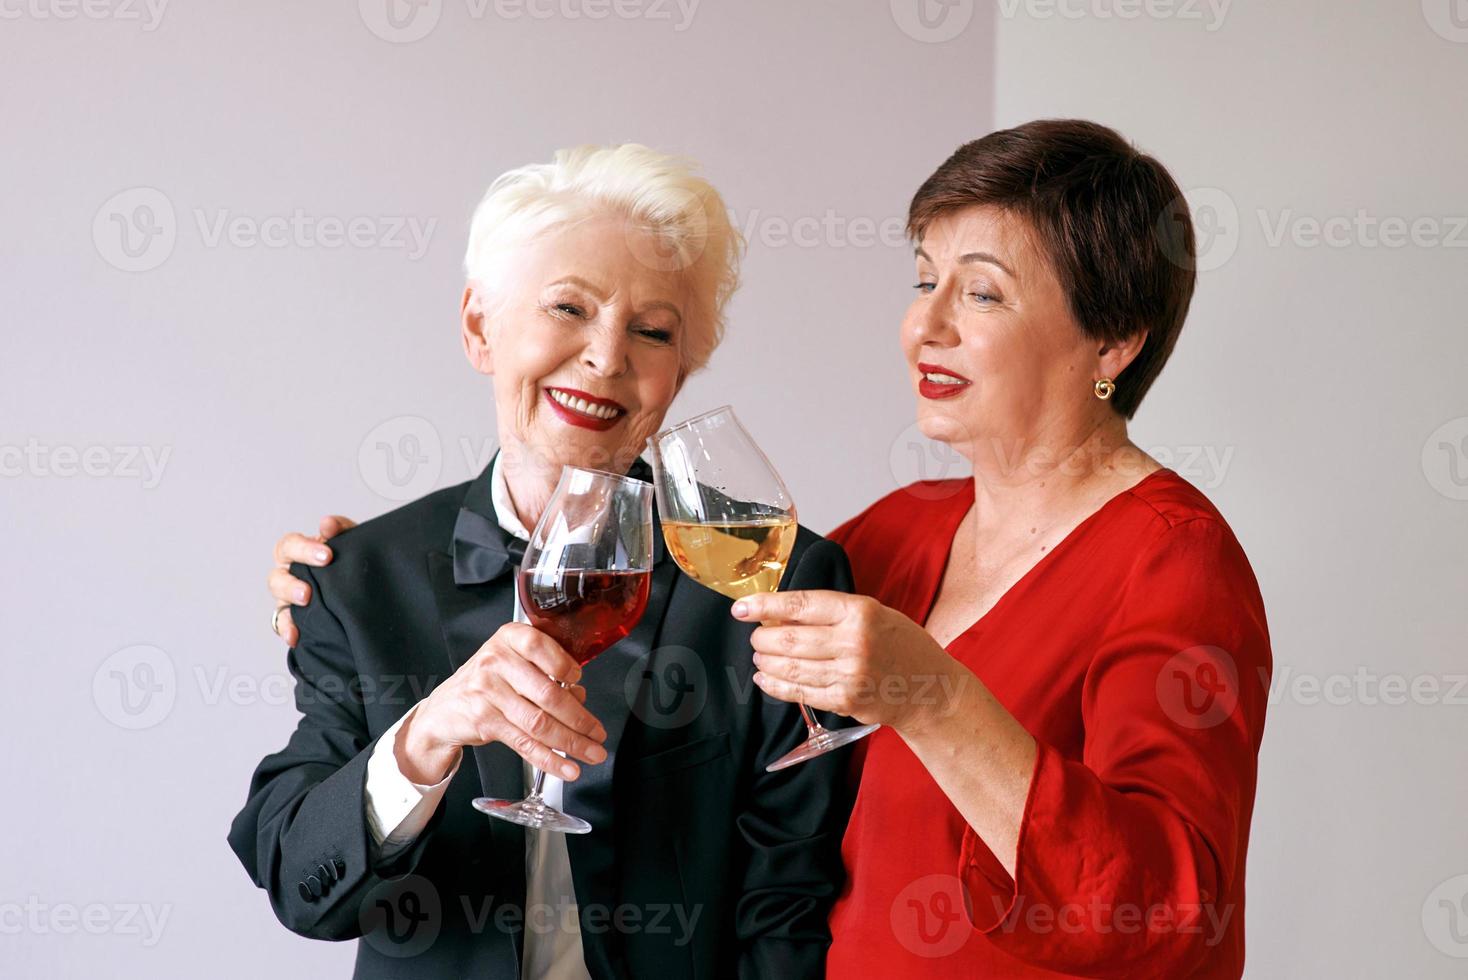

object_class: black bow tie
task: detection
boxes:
[449,455,660,587]
[450,508,528,586]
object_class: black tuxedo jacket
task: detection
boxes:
[228,457,857,979]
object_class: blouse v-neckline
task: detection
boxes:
[918,469,1175,649]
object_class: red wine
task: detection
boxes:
[517,569,651,665]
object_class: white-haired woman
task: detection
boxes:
[230,145,856,980]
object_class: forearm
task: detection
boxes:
[896,664,1037,878]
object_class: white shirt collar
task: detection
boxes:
[488,452,532,543]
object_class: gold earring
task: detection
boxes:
[1094,378,1116,401]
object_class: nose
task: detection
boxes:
[581,319,630,378]
[908,283,960,348]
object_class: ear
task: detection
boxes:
[1097,329,1148,382]
[461,284,494,376]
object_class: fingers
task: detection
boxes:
[496,653,606,743]
[496,719,584,782]
[752,651,839,690]
[749,623,837,659]
[499,623,584,687]
[275,607,300,647]
[731,589,855,626]
[274,531,332,569]
[752,669,839,714]
[319,515,357,539]
[269,567,311,606]
[494,687,608,769]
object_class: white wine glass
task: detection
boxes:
[646,406,879,772]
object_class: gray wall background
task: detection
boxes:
[2,2,1464,977]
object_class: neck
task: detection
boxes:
[962,410,1151,533]
[496,437,564,533]
[495,435,644,532]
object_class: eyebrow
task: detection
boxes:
[548,277,683,323]
[914,247,1017,279]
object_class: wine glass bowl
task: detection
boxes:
[646,406,879,772]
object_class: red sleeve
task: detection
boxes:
[958,517,1271,977]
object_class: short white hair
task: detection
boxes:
[464,143,742,376]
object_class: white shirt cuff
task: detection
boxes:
[364,706,460,851]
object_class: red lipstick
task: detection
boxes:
[916,362,972,400]
[543,387,628,431]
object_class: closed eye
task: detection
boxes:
[635,326,673,343]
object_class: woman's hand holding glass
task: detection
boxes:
[395,622,609,785]
[733,590,968,735]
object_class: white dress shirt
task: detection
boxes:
[362,455,591,980]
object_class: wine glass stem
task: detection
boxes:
[527,766,549,803]
[798,702,826,737]
[524,676,572,804]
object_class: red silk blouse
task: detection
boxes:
[825,470,1271,978]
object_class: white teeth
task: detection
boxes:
[549,389,620,420]
[923,372,967,385]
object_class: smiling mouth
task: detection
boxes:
[543,386,628,425]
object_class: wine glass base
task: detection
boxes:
[472,796,593,834]
[766,723,881,772]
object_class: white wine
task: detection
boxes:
[662,518,797,600]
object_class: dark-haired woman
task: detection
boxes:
[736,121,1270,978]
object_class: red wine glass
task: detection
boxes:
[472,465,653,834]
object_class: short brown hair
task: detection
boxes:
[908,119,1195,419]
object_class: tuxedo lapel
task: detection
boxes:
[563,504,676,978]
[426,549,527,964]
